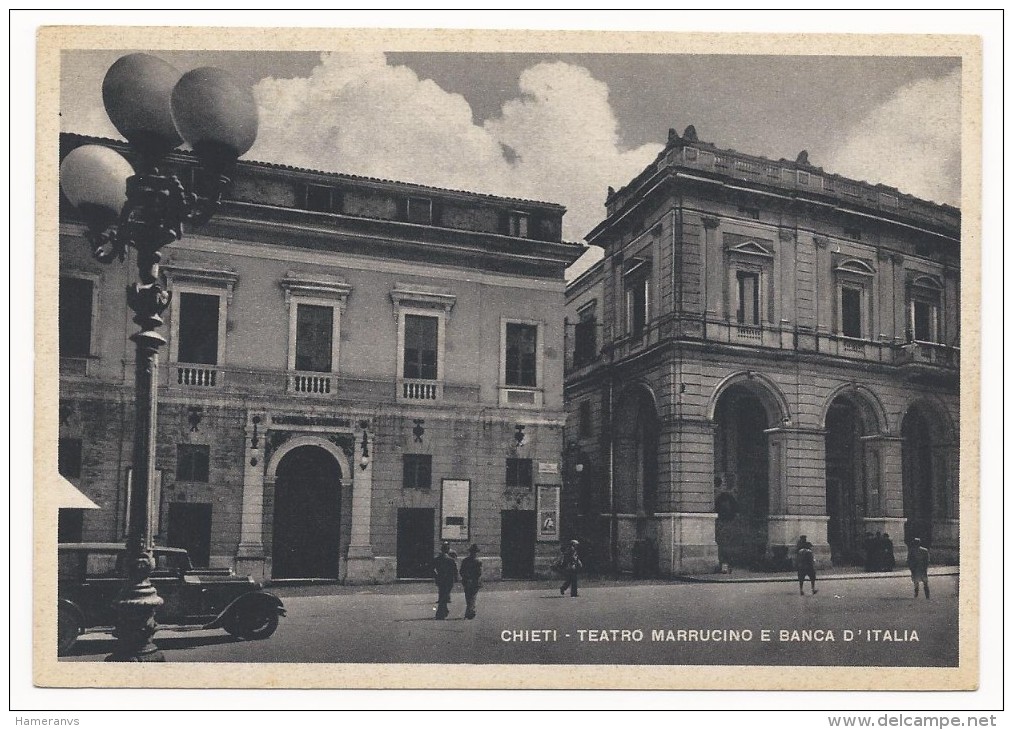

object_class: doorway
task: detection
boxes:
[272,445,342,579]
[713,385,771,568]
[397,508,435,578]
[501,510,536,578]
[825,399,867,565]
[166,502,212,567]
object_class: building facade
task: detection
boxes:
[564,127,960,575]
[58,133,582,583]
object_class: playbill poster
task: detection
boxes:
[32,23,981,692]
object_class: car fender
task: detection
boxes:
[204,590,285,630]
[59,598,86,627]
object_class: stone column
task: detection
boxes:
[703,216,722,318]
[654,418,719,575]
[765,426,831,568]
[344,423,376,584]
[235,411,267,582]
[931,442,960,564]
[862,434,907,566]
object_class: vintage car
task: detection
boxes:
[58,543,285,656]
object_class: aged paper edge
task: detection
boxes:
[33,25,983,691]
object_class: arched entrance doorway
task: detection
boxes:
[901,405,941,546]
[824,397,869,565]
[613,386,659,516]
[713,384,773,568]
[612,385,659,574]
[272,445,342,579]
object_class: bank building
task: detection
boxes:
[57,132,582,583]
[563,127,960,575]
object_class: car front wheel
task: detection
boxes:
[225,608,279,641]
[58,605,82,656]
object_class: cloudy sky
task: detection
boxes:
[60,50,961,278]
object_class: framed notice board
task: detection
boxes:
[440,478,471,541]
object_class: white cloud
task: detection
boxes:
[824,70,960,206]
[248,53,662,246]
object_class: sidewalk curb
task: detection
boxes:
[673,567,959,584]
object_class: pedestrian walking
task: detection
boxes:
[433,541,458,619]
[908,537,930,599]
[459,544,482,620]
[558,539,582,597]
[796,535,817,596]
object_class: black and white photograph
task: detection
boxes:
[20,15,995,710]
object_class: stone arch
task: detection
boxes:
[612,381,660,517]
[900,397,958,552]
[267,434,351,483]
[821,385,887,566]
[819,383,889,435]
[898,395,956,444]
[707,370,791,426]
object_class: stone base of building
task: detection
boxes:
[344,546,377,585]
[862,516,909,567]
[767,515,831,570]
[653,512,721,575]
[234,544,267,583]
[931,519,960,565]
[481,557,504,582]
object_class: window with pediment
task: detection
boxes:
[907,274,943,343]
[834,258,876,339]
[724,234,774,326]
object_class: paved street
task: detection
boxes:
[63,572,958,666]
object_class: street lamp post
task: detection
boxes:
[59,53,258,662]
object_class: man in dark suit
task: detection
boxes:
[433,541,458,619]
[907,537,931,599]
[459,544,482,620]
[796,536,817,596]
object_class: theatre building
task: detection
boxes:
[57,133,581,583]
[564,127,960,574]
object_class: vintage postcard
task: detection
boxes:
[34,25,981,691]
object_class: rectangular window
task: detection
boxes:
[403,314,439,380]
[405,197,432,224]
[505,322,538,386]
[59,277,93,357]
[912,299,939,342]
[508,212,529,238]
[736,271,760,325]
[295,303,334,372]
[841,287,862,338]
[403,454,433,490]
[58,438,83,479]
[506,458,533,489]
[573,311,597,367]
[176,444,210,483]
[625,278,649,338]
[738,206,760,220]
[578,401,592,438]
[844,227,862,241]
[177,292,220,365]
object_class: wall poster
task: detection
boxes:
[536,484,560,542]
